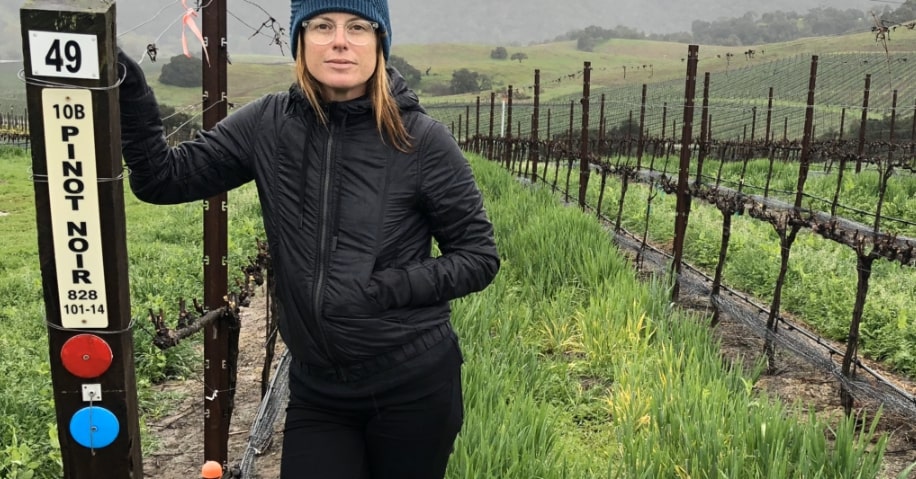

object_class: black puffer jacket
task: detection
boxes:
[120,61,500,369]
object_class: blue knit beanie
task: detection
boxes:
[290,0,391,60]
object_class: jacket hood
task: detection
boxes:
[288,66,424,117]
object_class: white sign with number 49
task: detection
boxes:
[29,31,99,80]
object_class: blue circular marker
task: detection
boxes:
[69,406,120,449]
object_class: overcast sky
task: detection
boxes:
[5,0,879,60]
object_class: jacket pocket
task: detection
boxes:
[323,251,383,319]
[366,267,412,310]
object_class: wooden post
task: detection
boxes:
[488,92,495,160]
[694,72,710,185]
[856,74,871,173]
[765,87,774,144]
[635,84,647,171]
[465,105,470,147]
[578,62,591,209]
[794,56,818,210]
[20,1,142,476]
[530,69,540,183]
[505,85,513,169]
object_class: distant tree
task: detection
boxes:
[510,52,528,63]
[560,24,646,51]
[837,116,915,141]
[388,55,422,89]
[159,54,201,88]
[690,8,871,45]
[610,25,643,39]
[577,36,598,52]
[648,31,693,43]
[450,68,489,94]
[490,46,508,60]
[606,117,639,138]
[889,0,916,23]
[757,11,800,43]
[422,82,453,96]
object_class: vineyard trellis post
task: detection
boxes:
[670,44,699,301]
[598,93,606,147]
[793,56,818,210]
[201,0,234,468]
[695,72,711,186]
[840,107,847,141]
[873,90,896,235]
[488,92,495,160]
[635,84,648,171]
[475,96,480,140]
[578,61,591,209]
[765,87,774,143]
[661,102,667,140]
[455,116,460,145]
[465,104,470,147]
[546,107,552,143]
[856,74,871,173]
[20,1,142,476]
[751,106,757,142]
[530,69,540,183]
[504,85,513,169]
[565,100,574,203]
[911,99,916,156]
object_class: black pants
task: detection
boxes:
[281,335,463,479]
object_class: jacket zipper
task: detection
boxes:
[311,122,345,378]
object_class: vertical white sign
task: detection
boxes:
[42,88,108,328]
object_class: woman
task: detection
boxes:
[117,0,500,477]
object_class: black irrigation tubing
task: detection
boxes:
[516,161,916,412]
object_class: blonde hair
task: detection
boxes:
[295,33,412,152]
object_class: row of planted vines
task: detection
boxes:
[447,156,903,478]
[3,144,905,477]
[426,45,916,423]
[0,106,29,148]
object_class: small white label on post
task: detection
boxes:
[42,88,109,329]
[29,31,99,80]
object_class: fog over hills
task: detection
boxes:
[4,0,877,59]
[387,0,875,44]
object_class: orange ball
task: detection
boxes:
[200,460,223,479]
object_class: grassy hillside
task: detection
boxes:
[401,32,916,142]
[4,30,915,139]
[400,31,916,102]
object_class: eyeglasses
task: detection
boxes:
[302,19,379,46]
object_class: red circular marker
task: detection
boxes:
[60,334,113,378]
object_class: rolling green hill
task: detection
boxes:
[4,31,915,142]
[404,32,916,142]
